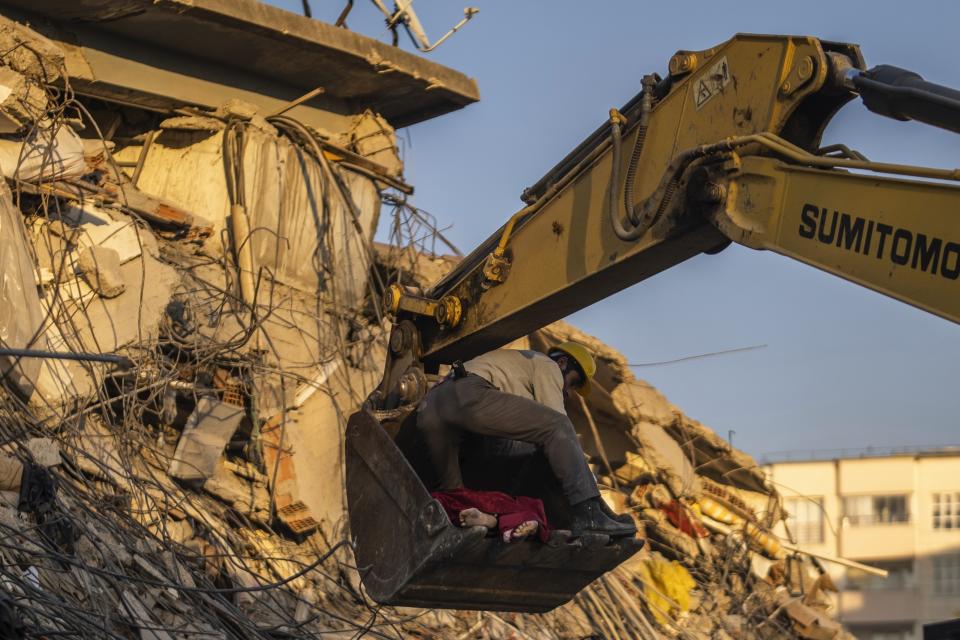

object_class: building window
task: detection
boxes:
[784,496,825,544]
[844,558,914,591]
[933,493,960,530]
[842,494,909,526]
[933,553,960,596]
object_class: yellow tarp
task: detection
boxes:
[635,556,696,624]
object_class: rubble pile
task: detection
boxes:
[0,14,851,640]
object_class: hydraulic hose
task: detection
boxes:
[608,75,721,241]
[623,77,655,226]
[607,113,634,240]
[608,77,661,241]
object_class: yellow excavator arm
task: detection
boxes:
[348,34,960,613]
[387,34,958,367]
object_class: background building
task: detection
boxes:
[765,448,960,639]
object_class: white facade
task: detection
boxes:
[765,451,960,640]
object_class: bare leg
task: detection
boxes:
[459,507,497,529]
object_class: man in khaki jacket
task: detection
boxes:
[417,342,636,537]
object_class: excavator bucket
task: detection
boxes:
[345,410,644,612]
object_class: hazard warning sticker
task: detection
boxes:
[694,56,731,109]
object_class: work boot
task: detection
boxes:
[569,497,637,538]
[599,498,635,526]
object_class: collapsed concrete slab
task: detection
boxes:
[0,0,480,129]
[112,113,383,306]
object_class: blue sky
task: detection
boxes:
[267,1,960,459]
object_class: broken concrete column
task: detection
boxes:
[168,397,244,481]
[77,245,125,298]
[0,68,49,133]
[0,14,65,82]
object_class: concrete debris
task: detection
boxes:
[121,589,175,640]
[77,245,125,298]
[634,419,701,499]
[111,182,213,237]
[203,463,271,524]
[343,110,404,177]
[0,67,48,133]
[168,397,245,481]
[665,411,773,494]
[779,587,844,640]
[158,114,225,132]
[0,14,64,81]
[0,453,22,492]
[23,437,61,468]
[0,121,87,182]
[71,218,145,265]
[0,7,854,640]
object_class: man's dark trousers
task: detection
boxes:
[416,374,599,506]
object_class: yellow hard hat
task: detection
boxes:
[550,341,596,397]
